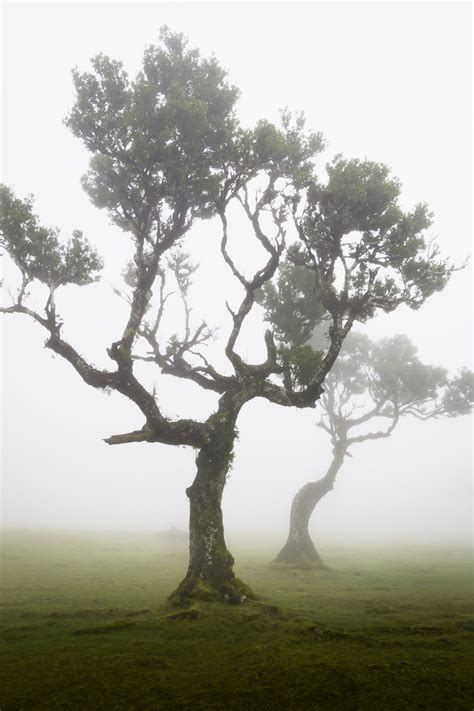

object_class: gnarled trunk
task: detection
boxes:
[169,408,254,606]
[274,446,346,567]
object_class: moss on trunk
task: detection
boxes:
[169,404,255,606]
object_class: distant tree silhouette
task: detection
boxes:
[271,332,473,567]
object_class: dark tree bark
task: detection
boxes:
[168,399,254,605]
[274,445,346,567]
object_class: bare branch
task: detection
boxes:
[218,189,286,375]
[345,413,399,446]
[151,268,172,337]
[0,302,52,330]
[345,401,386,428]
[218,210,249,289]
[104,428,154,445]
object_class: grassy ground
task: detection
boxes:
[1,530,473,710]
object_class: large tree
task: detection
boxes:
[271,332,473,567]
[0,30,453,604]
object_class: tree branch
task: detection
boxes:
[345,413,399,447]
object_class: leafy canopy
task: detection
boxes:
[0,185,102,289]
[66,27,241,235]
[289,156,451,319]
[319,332,474,443]
[259,155,455,390]
[257,261,326,346]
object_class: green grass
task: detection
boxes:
[1,530,473,710]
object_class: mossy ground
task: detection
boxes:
[1,530,473,710]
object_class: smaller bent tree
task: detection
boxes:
[271,332,474,567]
[0,31,456,604]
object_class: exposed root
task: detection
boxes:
[168,575,256,608]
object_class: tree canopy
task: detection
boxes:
[317,332,474,446]
[259,156,455,393]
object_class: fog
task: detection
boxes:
[1,2,472,546]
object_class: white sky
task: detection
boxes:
[1,2,472,546]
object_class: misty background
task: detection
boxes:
[1,2,472,546]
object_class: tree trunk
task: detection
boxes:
[169,408,254,606]
[274,446,346,567]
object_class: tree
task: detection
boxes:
[0,30,454,604]
[271,332,473,567]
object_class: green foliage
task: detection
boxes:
[258,261,327,345]
[324,331,372,396]
[252,111,323,187]
[0,185,102,288]
[308,156,402,236]
[66,28,241,234]
[121,259,140,288]
[323,332,473,422]
[370,335,447,407]
[167,248,197,294]
[260,158,453,392]
[278,344,323,389]
[442,369,474,416]
[289,157,451,320]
